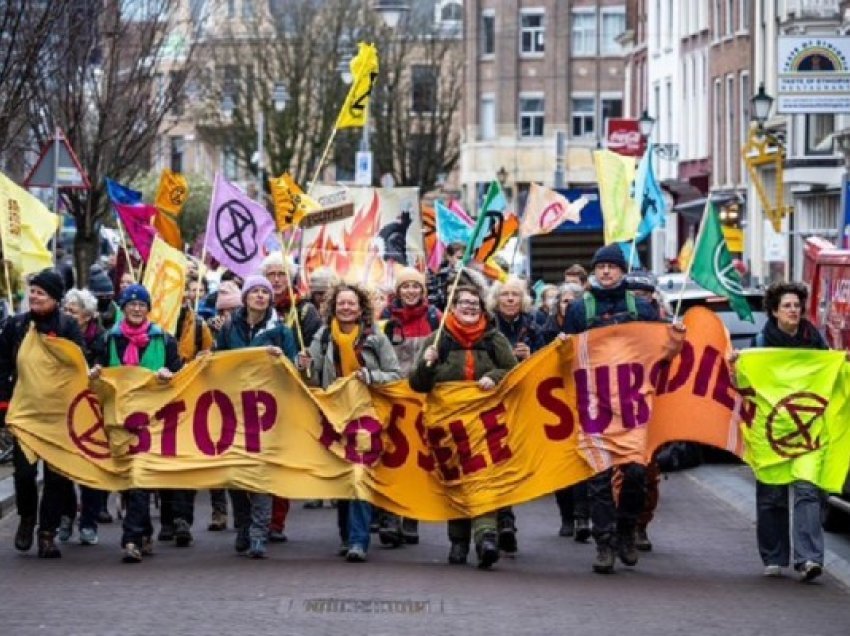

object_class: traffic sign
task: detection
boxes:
[24,130,90,189]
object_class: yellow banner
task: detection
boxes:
[0,172,23,263]
[269,172,319,232]
[0,171,58,274]
[336,42,379,130]
[593,150,640,245]
[8,316,744,520]
[142,236,187,334]
[154,169,189,216]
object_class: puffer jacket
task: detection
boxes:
[305,323,401,390]
[215,307,277,351]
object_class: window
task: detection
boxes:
[601,9,625,55]
[601,96,623,128]
[666,0,673,47]
[169,70,184,117]
[726,0,733,34]
[480,96,496,140]
[481,12,495,55]
[571,96,595,137]
[411,65,437,113]
[712,79,721,184]
[805,114,835,155]
[226,0,235,18]
[655,0,661,48]
[712,0,719,39]
[740,0,750,31]
[221,65,240,105]
[170,136,184,173]
[242,0,254,19]
[520,95,545,138]
[571,10,596,55]
[666,79,673,143]
[520,10,545,54]
[223,147,238,180]
[739,72,750,173]
[441,1,462,21]
[726,75,734,183]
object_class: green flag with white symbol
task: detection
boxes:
[736,349,850,492]
[690,202,753,322]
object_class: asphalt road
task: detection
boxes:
[0,471,847,636]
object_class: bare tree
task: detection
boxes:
[24,0,198,282]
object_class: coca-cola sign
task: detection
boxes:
[606,118,646,157]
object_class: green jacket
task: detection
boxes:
[408,327,517,393]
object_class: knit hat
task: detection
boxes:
[590,244,627,272]
[216,280,243,310]
[625,270,658,293]
[394,267,426,293]
[30,268,65,302]
[241,275,274,304]
[309,267,337,293]
[118,284,151,309]
[87,264,114,297]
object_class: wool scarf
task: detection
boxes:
[119,319,151,366]
[331,318,362,376]
[445,313,488,381]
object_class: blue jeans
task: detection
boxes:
[345,500,372,551]
[78,486,105,531]
[756,480,825,568]
[121,489,153,547]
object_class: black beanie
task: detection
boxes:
[30,268,65,302]
[87,264,114,297]
[590,244,628,272]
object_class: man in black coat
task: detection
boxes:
[0,269,84,558]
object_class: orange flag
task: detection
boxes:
[154,211,182,250]
[154,169,189,216]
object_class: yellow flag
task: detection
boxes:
[142,236,187,334]
[336,42,379,130]
[593,150,640,245]
[269,172,320,232]
[677,237,695,271]
[154,169,189,216]
[0,171,58,274]
[0,172,23,264]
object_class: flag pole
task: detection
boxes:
[277,230,307,353]
[2,260,12,310]
[116,221,137,283]
[306,127,338,197]
[193,242,207,315]
[672,201,711,322]
[428,264,466,365]
[627,234,638,273]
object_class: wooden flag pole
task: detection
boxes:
[116,221,137,283]
[277,230,307,353]
[306,127,338,197]
[672,203,710,323]
[428,264,466,366]
[193,243,208,315]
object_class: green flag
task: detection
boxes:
[737,349,850,492]
[463,180,507,264]
[690,202,753,322]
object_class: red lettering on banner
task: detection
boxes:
[693,346,721,397]
[427,425,459,480]
[480,403,512,463]
[739,387,757,426]
[342,417,383,465]
[414,411,435,471]
[711,359,737,410]
[575,367,613,433]
[382,404,410,469]
[537,377,575,440]
[448,420,487,475]
[651,341,695,395]
[124,412,151,455]
[242,390,277,453]
[157,400,186,457]
[194,390,237,456]
[618,363,649,428]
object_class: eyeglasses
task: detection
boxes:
[124,301,147,311]
[455,300,480,309]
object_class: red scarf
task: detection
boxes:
[119,319,151,366]
[275,288,301,313]
[390,302,435,338]
[445,313,488,381]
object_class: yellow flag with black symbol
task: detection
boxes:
[336,42,379,130]
[269,172,320,232]
[154,169,189,216]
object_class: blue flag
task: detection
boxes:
[105,178,143,205]
[633,145,666,243]
[618,241,642,270]
[435,199,472,246]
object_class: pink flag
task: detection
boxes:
[114,202,157,261]
[204,173,275,277]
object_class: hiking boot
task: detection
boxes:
[799,561,823,583]
[498,526,517,554]
[268,529,288,543]
[207,510,227,531]
[574,518,591,543]
[592,543,616,574]
[122,543,143,563]
[234,527,250,553]
[346,544,367,562]
[57,515,73,542]
[141,536,154,556]
[402,519,420,545]
[303,499,323,509]
[173,519,193,547]
[97,510,114,524]
[37,531,61,558]
[618,538,639,567]
[157,524,174,542]
[559,521,574,537]
[79,527,99,546]
[635,527,652,552]
[14,516,36,552]
[476,534,500,569]
[448,542,468,565]
[248,538,267,559]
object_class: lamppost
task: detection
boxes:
[221,82,288,202]
[637,109,679,160]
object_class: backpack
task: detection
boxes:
[583,290,639,328]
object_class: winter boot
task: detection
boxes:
[592,540,615,574]
[476,533,500,569]
[37,531,62,558]
[14,515,36,552]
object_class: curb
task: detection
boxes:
[0,473,16,521]
[685,464,850,590]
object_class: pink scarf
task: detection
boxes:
[120,320,151,366]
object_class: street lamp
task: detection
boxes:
[638,110,656,138]
[751,83,774,128]
[496,166,509,186]
[372,0,410,28]
[272,83,288,113]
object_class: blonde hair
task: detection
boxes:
[487,276,533,314]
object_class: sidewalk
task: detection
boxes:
[0,464,14,519]
[685,463,850,590]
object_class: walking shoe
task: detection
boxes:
[497,526,517,554]
[618,535,639,567]
[337,541,350,557]
[97,510,114,524]
[799,561,823,583]
[378,523,403,548]
[207,510,227,531]
[303,499,323,509]
[635,527,652,552]
[37,531,61,558]
[122,543,143,563]
[476,534,500,569]
[763,565,782,577]
[268,530,288,543]
[234,527,250,553]
[448,542,468,565]
[346,544,367,562]
[141,536,154,556]
[574,518,591,543]
[14,516,36,552]
[559,522,574,537]
[173,519,193,547]
[157,524,174,542]
[592,544,616,574]
[247,538,267,559]
[79,527,99,546]
[402,519,420,545]
[57,515,73,542]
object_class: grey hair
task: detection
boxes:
[559,282,584,298]
[64,288,98,317]
[487,276,533,314]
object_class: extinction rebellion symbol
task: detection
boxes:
[765,392,826,458]
[215,199,258,264]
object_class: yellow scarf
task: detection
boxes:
[330,318,361,377]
